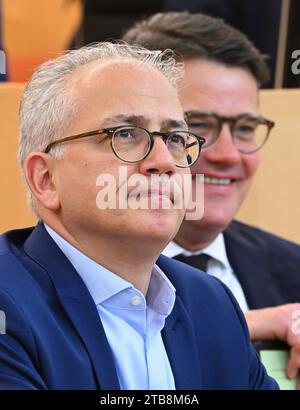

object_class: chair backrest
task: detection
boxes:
[0,83,36,233]
[236,89,300,244]
[2,0,83,81]
[0,84,300,244]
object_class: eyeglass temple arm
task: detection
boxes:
[44,129,107,153]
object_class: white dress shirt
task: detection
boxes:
[163,234,249,313]
[45,224,176,390]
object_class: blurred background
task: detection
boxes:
[1,0,300,87]
[1,0,300,241]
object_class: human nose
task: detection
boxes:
[203,123,240,164]
[138,136,177,176]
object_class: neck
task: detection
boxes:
[174,221,221,252]
[43,218,164,296]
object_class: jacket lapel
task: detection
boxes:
[158,257,203,389]
[24,223,120,390]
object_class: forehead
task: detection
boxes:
[179,59,259,115]
[67,60,184,130]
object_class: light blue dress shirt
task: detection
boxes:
[44,224,176,390]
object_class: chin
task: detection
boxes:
[197,217,230,232]
[140,212,182,241]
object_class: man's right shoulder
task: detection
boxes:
[0,226,49,298]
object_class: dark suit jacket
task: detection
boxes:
[224,220,300,309]
[0,224,277,389]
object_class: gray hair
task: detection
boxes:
[18,41,183,212]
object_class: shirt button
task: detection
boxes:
[131,296,141,306]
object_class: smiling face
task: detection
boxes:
[49,60,189,250]
[177,59,260,243]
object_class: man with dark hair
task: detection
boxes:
[163,0,282,86]
[123,12,300,383]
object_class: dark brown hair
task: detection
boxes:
[123,11,270,85]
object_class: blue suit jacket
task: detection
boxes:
[0,224,277,389]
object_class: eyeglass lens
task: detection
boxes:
[112,127,200,166]
[187,114,269,153]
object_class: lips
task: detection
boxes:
[136,189,174,203]
[122,174,188,207]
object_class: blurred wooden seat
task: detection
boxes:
[2,0,83,81]
[237,88,300,244]
[0,82,36,233]
[0,84,300,243]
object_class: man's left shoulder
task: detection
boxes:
[227,220,300,257]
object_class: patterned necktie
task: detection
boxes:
[174,253,212,272]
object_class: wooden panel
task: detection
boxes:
[3,0,83,54]
[237,89,300,243]
[0,83,36,233]
[2,0,83,81]
[1,84,300,243]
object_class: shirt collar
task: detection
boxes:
[44,224,175,315]
[147,265,176,316]
[163,233,230,270]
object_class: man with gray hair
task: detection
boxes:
[0,41,276,389]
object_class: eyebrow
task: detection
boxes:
[162,118,188,130]
[101,114,187,130]
[101,114,145,127]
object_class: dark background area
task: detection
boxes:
[83,1,165,44]
[283,0,300,87]
[83,0,284,88]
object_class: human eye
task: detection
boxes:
[188,120,209,130]
[187,116,217,139]
[168,132,187,148]
[234,120,257,140]
[114,127,144,145]
[118,128,135,140]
